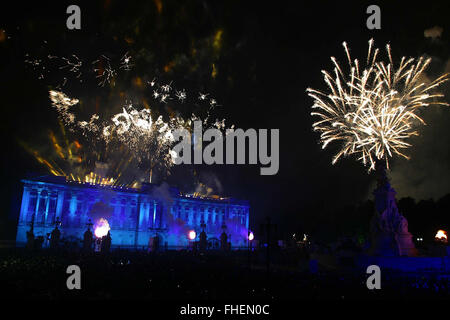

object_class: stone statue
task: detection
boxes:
[199,221,207,251]
[397,215,409,234]
[395,214,417,256]
[369,160,417,256]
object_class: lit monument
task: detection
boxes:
[369,161,417,256]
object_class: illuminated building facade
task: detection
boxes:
[16,176,250,248]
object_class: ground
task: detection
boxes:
[0,248,449,301]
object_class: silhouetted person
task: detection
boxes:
[49,226,61,249]
[94,237,102,252]
[34,236,44,249]
[220,232,228,251]
[83,228,94,252]
[101,231,112,253]
[26,214,35,249]
[152,234,160,252]
[26,229,35,249]
[199,230,207,251]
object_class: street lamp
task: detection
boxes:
[248,231,254,270]
[188,230,196,250]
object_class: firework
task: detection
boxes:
[47,89,229,184]
[175,89,187,103]
[307,39,449,171]
[199,92,208,100]
[59,54,82,78]
[93,55,117,86]
[102,105,179,179]
[49,90,78,125]
[24,40,227,184]
[25,49,221,109]
[119,51,133,71]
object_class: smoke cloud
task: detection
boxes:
[388,52,450,201]
[424,26,443,40]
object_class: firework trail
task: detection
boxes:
[25,50,222,110]
[307,39,449,171]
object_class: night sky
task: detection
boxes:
[1,1,449,240]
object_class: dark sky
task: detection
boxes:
[1,0,449,239]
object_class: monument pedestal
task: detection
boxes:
[370,231,398,256]
[396,232,418,256]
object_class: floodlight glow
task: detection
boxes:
[188,230,196,240]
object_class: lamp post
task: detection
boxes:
[248,231,254,270]
[188,230,196,251]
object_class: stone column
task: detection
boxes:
[34,189,42,221]
[245,208,249,230]
[69,193,77,218]
[19,186,31,223]
[55,189,64,222]
[44,192,50,225]
[152,201,157,229]
[125,199,132,229]
[188,206,193,225]
[143,202,148,229]
[138,200,146,230]
[212,209,217,225]
[160,202,166,229]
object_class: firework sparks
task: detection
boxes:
[59,54,82,79]
[199,92,208,100]
[161,82,172,92]
[149,78,156,87]
[24,54,46,79]
[307,39,449,171]
[175,89,187,102]
[47,89,229,184]
[160,93,170,103]
[209,98,219,107]
[49,90,79,125]
[93,55,117,86]
[119,51,133,71]
[102,104,188,181]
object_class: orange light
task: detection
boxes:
[435,230,448,241]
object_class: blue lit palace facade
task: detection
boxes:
[16,176,250,249]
